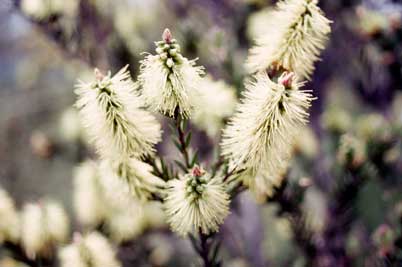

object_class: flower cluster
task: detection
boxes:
[69,10,331,263]
[73,161,107,227]
[75,66,161,161]
[100,159,165,202]
[73,160,165,243]
[221,72,314,198]
[75,66,164,201]
[164,166,230,236]
[192,75,237,137]
[138,29,204,118]
[0,188,20,245]
[21,201,70,259]
[246,0,331,79]
[59,232,120,267]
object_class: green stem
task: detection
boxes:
[174,111,191,168]
[144,155,172,182]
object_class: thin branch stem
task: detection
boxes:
[189,232,221,266]
[199,231,215,267]
[173,110,191,169]
[223,165,244,182]
[211,156,225,177]
[144,155,163,177]
[144,154,172,181]
[171,109,220,267]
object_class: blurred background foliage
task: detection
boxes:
[1,0,402,266]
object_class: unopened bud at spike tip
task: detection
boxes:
[162,28,172,44]
[139,27,205,118]
[192,165,204,177]
[94,68,104,81]
[279,72,295,88]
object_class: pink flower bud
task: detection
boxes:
[279,72,295,88]
[192,166,204,177]
[162,28,172,44]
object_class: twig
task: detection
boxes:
[189,232,222,266]
[223,166,245,182]
[172,108,192,169]
[170,109,221,267]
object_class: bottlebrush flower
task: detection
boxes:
[59,232,121,267]
[73,160,107,227]
[105,200,145,243]
[246,0,331,79]
[75,65,161,161]
[193,75,237,137]
[58,242,87,267]
[44,201,70,244]
[138,29,204,118]
[99,159,165,202]
[221,72,314,194]
[0,187,20,244]
[21,201,70,258]
[82,232,121,267]
[242,163,289,202]
[73,161,148,242]
[164,166,230,236]
[142,202,166,229]
[21,203,45,258]
[58,107,83,143]
[20,0,51,20]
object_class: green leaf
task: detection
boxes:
[185,132,192,148]
[173,169,178,179]
[191,150,199,167]
[181,119,188,130]
[173,139,182,152]
[160,157,165,171]
[168,163,176,179]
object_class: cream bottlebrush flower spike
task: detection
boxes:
[21,203,45,258]
[73,160,107,227]
[44,201,70,244]
[0,187,20,244]
[164,166,230,236]
[59,232,121,267]
[246,0,331,79]
[138,29,205,118]
[21,201,70,258]
[105,199,145,243]
[75,65,161,160]
[243,162,289,202]
[192,75,237,137]
[100,159,165,202]
[221,72,314,187]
